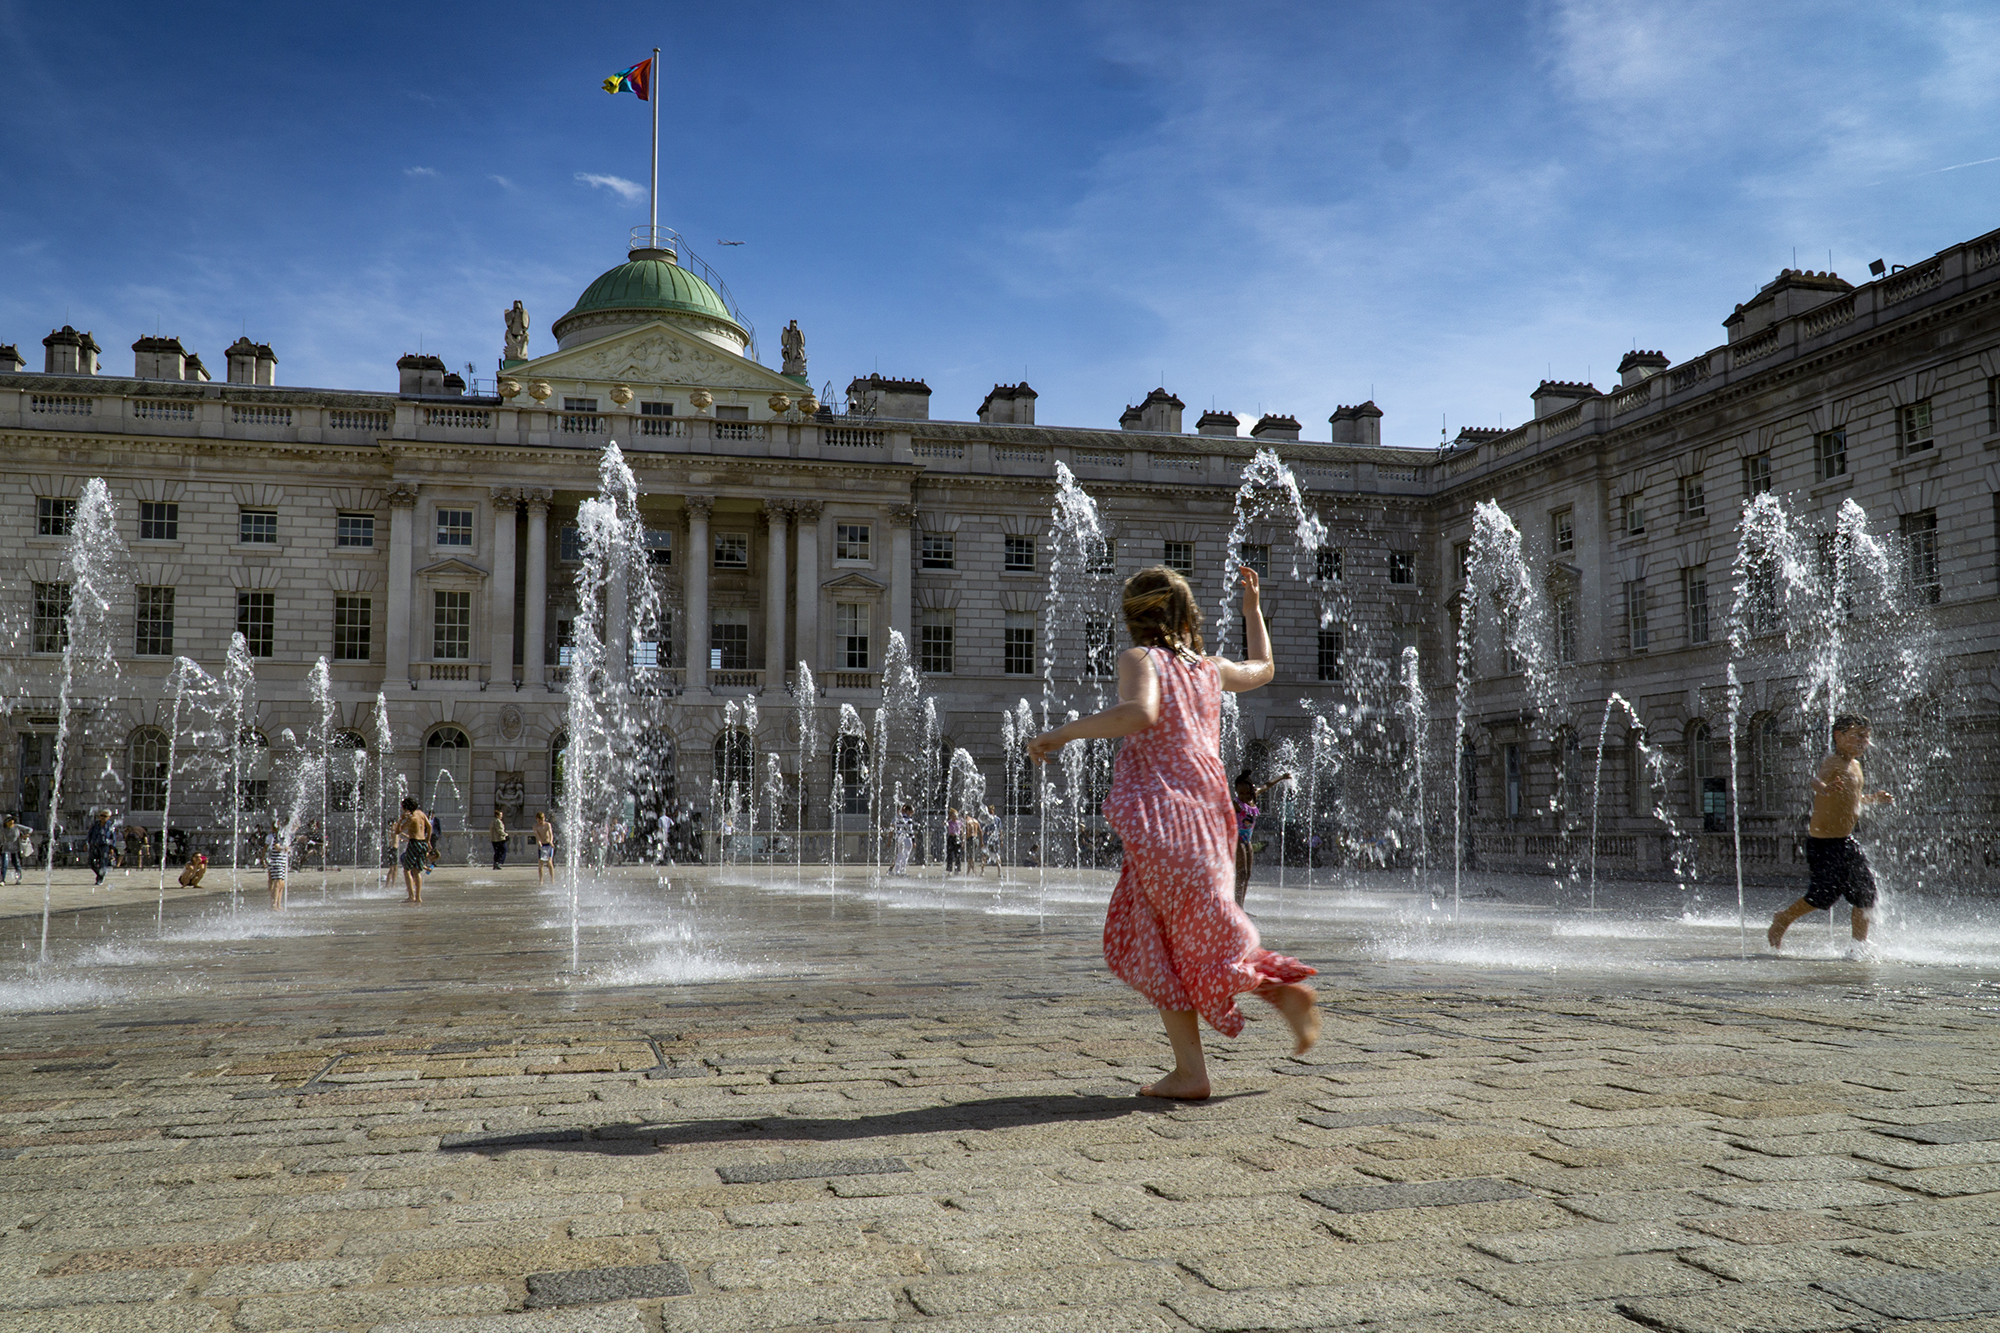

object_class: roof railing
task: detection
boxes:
[627,226,759,362]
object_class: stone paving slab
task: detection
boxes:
[6,864,2000,1331]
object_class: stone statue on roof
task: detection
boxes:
[780,319,806,377]
[504,301,530,360]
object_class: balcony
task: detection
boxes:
[709,669,764,690]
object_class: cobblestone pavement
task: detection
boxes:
[4,864,2000,1332]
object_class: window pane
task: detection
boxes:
[139,501,179,541]
[435,509,474,546]
[36,497,77,537]
[835,523,871,561]
[919,616,954,674]
[1004,535,1035,572]
[135,585,174,656]
[921,532,954,569]
[1552,509,1574,554]
[1163,540,1193,575]
[710,620,748,671]
[1237,543,1270,577]
[236,591,275,657]
[433,590,471,659]
[1389,551,1415,584]
[33,581,71,652]
[333,596,372,661]
[337,512,375,547]
[1317,628,1343,682]
[1003,610,1035,674]
[559,525,584,562]
[239,509,277,543]
[713,532,748,568]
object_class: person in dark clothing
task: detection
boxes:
[86,811,116,885]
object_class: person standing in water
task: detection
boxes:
[534,810,556,885]
[1769,714,1892,957]
[1231,771,1293,906]
[394,797,431,904]
[1029,564,1318,1100]
[488,806,508,870]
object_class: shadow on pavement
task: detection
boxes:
[439,1092,1191,1154]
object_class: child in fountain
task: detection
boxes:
[266,824,289,910]
[1231,770,1292,906]
[394,797,431,904]
[1029,564,1318,1100]
[1768,714,1892,956]
[534,811,555,884]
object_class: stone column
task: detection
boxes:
[763,499,790,679]
[889,503,914,654]
[522,489,551,688]
[386,484,418,686]
[488,487,518,686]
[685,495,713,690]
[793,499,822,673]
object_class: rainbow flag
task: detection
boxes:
[602,57,653,100]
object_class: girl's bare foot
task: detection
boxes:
[1140,1069,1210,1100]
[1266,983,1321,1055]
[1767,917,1785,949]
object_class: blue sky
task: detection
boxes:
[2,1,1996,447]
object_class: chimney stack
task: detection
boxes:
[1530,380,1597,419]
[846,374,931,420]
[183,353,210,382]
[1121,387,1183,433]
[1195,410,1238,438]
[397,353,448,395]
[1250,413,1301,441]
[0,344,23,374]
[43,325,98,374]
[133,335,188,381]
[1327,400,1382,446]
[977,381,1038,425]
[1617,350,1669,387]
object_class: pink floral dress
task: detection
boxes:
[1101,648,1315,1036]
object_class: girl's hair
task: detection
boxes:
[1234,770,1254,790]
[1122,565,1204,658]
[535,810,545,820]
[400,797,419,813]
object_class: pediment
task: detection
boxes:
[417,557,489,579]
[822,572,886,595]
[517,322,799,392]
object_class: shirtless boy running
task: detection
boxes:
[1768,714,1892,954]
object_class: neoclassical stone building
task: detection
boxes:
[3,222,1997,876]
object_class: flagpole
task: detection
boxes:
[649,46,660,242]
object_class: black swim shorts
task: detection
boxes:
[1804,836,1877,910]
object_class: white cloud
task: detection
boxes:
[488,174,514,189]
[575,172,645,202]
[403,166,437,178]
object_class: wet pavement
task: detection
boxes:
[4,860,2000,1331]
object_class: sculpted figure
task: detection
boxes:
[504,301,530,359]
[780,319,806,377]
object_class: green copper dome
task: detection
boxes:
[551,253,747,346]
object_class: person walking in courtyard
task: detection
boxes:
[123,821,146,874]
[0,816,23,884]
[945,808,963,874]
[488,806,508,870]
[266,824,290,910]
[980,804,1005,876]
[1029,564,1318,1100]
[892,802,914,874]
[394,797,431,904]
[1231,770,1293,907]
[86,811,115,886]
[1769,713,1892,957]
[534,810,556,884]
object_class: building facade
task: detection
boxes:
[2,223,1997,876]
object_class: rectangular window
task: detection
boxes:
[1685,566,1710,644]
[714,404,749,420]
[337,512,375,547]
[640,401,673,417]
[837,602,869,670]
[1084,619,1117,677]
[1315,547,1342,582]
[134,585,174,656]
[645,528,671,567]
[1163,540,1194,576]
[1004,535,1036,572]
[333,595,372,661]
[1902,510,1940,604]
[559,524,584,562]
[1624,579,1648,653]
[36,496,77,537]
[239,509,278,544]
[1454,541,1471,583]
[1088,538,1117,575]
[562,396,599,413]
[1555,593,1578,663]
[1622,493,1645,537]
[32,581,71,652]
[435,508,474,547]
[710,612,749,671]
[1552,508,1574,555]
[1317,628,1343,682]
[236,590,275,657]
[1814,429,1848,482]
[138,501,179,541]
[835,523,871,562]
[1900,399,1934,457]
[1989,377,2000,435]
[432,590,471,659]
[1681,474,1705,521]
[1505,744,1522,817]
[1388,551,1415,585]
[1003,610,1036,674]
[1238,543,1270,578]
[713,532,749,569]
[554,618,575,666]
[919,611,954,675]
[1743,452,1772,496]
[920,532,955,569]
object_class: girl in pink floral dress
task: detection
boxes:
[1029,565,1318,1099]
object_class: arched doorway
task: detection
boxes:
[423,726,471,830]
[633,730,677,861]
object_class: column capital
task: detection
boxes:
[763,497,793,517]
[386,483,420,508]
[489,485,520,506]
[793,498,823,521]
[522,486,553,514]
[888,502,917,526]
[686,494,715,521]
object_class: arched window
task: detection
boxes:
[1688,720,1727,831]
[330,731,367,810]
[423,726,471,827]
[1558,727,1584,818]
[129,728,170,812]
[835,734,870,816]
[1751,714,1782,813]
[712,727,753,795]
